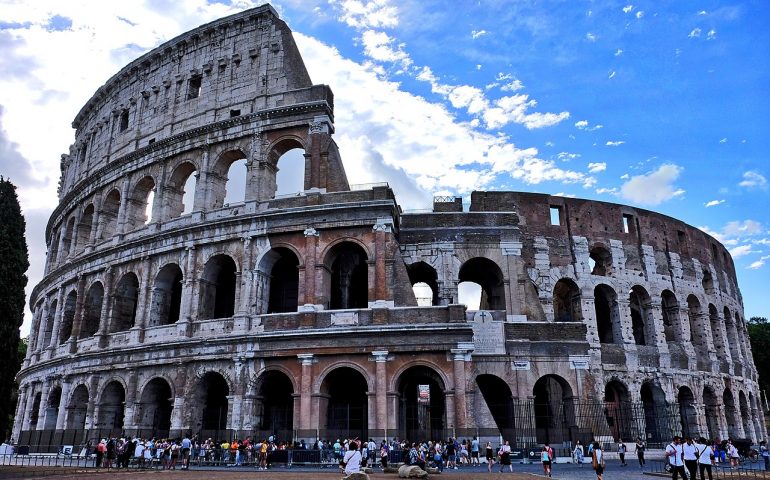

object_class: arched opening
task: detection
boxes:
[594,284,620,344]
[397,365,446,442]
[166,162,197,218]
[677,386,698,439]
[723,307,741,364]
[738,391,752,440]
[263,248,300,314]
[661,290,679,342]
[326,242,368,310]
[589,245,613,276]
[604,380,632,441]
[274,146,306,196]
[553,278,582,322]
[76,204,94,251]
[321,367,368,440]
[49,231,60,265]
[723,388,739,438]
[255,370,294,436]
[640,382,668,443]
[126,176,155,230]
[702,270,715,295]
[80,282,104,338]
[150,264,183,326]
[63,217,76,257]
[458,257,505,310]
[457,281,482,310]
[703,386,719,440]
[42,300,57,348]
[97,381,125,432]
[29,392,42,430]
[475,374,514,439]
[629,286,654,346]
[111,273,139,332]
[533,375,576,445]
[199,254,237,320]
[99,190,121,240]
[138,378,173,437]
[190,372,230,439]
[686,295,704,348]
[708,304,726,358]
[406,262,439,306]
[59,291,77,344]
[209,150,248,209]
[66,384,89,430]
[44,386,61,430]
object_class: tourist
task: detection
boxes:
[635,437,646,468]
[342,440,362,476]
[696,437,715,480]
[592,442,605,480]
[380,440,389,470]
[485,441,496,472]
[498,440,512,473]
[134,439,145,469]
[181,434,191,469]
[665,436,686,480]
[105,438,116,469]
[683,437,698,479]
[408,442,425,470]
[471,436,480,465]
[573,440,584,466]
[95,439,106,468]
[760,440,769,471]
[433,440,444,472]
[541,444,553,477]
[445,437,457,469]
[728,439,740,468]
[618,438,627,466]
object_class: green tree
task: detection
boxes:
[747,316,770,407]
[0,178,29,443]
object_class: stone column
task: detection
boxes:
[372,350,389,439]
[68,275,87,353]
[372,222,391,302]
[303,228,320,307]
[194,146,210,211]
[179,245,197,336]
[116,177,131,236]
[55,378,72,430]
[48,288,66,354]
[170,396,185,436]
[21,385,37,431]
[34,300,51,357]
[451,344,473,431]
[297,354,314,432]
[133,256,152,343]
[36,381,52,431]
[11,384,29,441]
[96,267,114,347]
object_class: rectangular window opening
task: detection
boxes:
[677,230,688,253]
[148,138,156,145]
[622,214,633,234]
[549,206,562,226]
[230,109,241,117]
[188,76,202,99]
[119,111,129,132]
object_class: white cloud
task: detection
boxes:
[615,48,624,56]
[500,79,524,92]
[596,187,618,195]
[360,30,411,67]
[739,171,767,188]
[689,28,702,38]
[707,29,717,40]
[620,173,629,179]
[608,71,616,79]
[705,199,725,207]
[719,137,727,143]
[748,255,770,270]
[636,11,644,19]
[588,162,607,173]
[606,140,625,146]
[722,219,764,237]
[545,141,555,147]
[698,10,708,16]
[556,152,580,161]
[575,120,603,131]
[623,5,634,13]
[730,245,754,259]
[619,164,684,205]
[333,0,399,29]
[471,29,487,39]
[586,32,597,42]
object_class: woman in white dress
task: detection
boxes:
[343,440,363,476]
[573,440,584,466]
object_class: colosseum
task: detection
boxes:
[12,4,766,452]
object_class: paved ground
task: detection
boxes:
[1,460,768,480]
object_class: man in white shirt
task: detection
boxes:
[682,437,698,479]
[696,437,715,480]
[665,436,686,480]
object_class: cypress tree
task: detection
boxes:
[0,178,29,443]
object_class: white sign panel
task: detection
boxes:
[471,311,505,355]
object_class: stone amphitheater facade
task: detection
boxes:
[12,4,766,449]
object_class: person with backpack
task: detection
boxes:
[541,444,553,477]
[498,440,512,473]
[665,436,686,480]
[591,442,605,480]
[379,440,389,470]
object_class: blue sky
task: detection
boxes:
[1,0,769,334]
